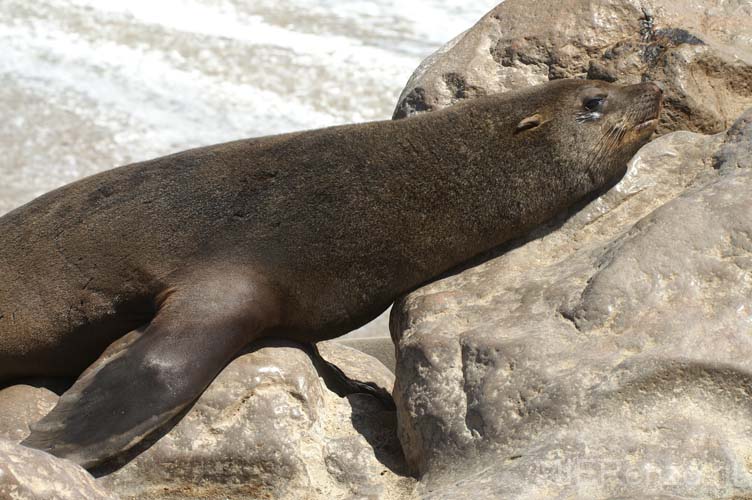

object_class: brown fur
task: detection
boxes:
[0,79,661,466]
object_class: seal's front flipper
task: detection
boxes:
[22,273,279,469]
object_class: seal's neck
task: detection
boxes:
[385,97,593,277]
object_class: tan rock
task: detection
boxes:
[391,108,752,498]
[0,382,60,443]
[0,440,115,500]
[393,0,752,136]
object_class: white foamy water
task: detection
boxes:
[0,0,498,337]
[0,0,497,213]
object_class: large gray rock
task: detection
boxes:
[391,108,752,498]
[394,0,752,136]
[0,439,115,500]
[0,341,413,500]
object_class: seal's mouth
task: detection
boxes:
[635,117,659,132]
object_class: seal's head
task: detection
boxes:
[512,79,663,190]
[571,80,662,174]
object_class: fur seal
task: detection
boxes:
[0,79,662,468]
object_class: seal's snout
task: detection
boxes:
[644,81,663,96]
[645,81,663,116]
[627,81,663,132]
[638,81,663,109]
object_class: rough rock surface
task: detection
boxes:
[391,107,752,498]
[0,439,115,500]
[393,0,752,136]
[0,341,412,500]
[0,381,61,443]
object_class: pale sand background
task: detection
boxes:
[0,0,497,337]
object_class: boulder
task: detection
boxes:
[393,0,752,136]
[0,341,412,500]
[0,381,62,443]
[391,108,752,498]
[0,439,115,500]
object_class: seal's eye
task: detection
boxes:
[576,94,608,123]
[584,97,605,112]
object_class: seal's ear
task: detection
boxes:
[515,113,544,134]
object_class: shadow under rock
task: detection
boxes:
[348,393,412,478]
[303,342,411,477]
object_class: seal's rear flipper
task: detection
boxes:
[306,343,395,410]
[22,272,279,469]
